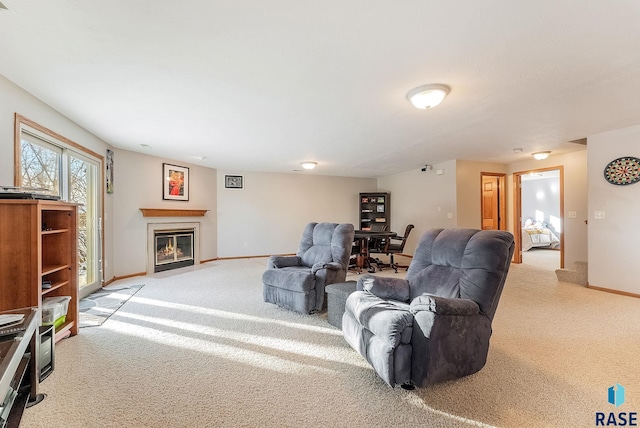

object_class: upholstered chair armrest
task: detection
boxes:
[311,261,343,274]
[410,294,479,316]
[357,274,410,302]
[268,255,301,269]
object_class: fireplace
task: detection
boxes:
[154,230,194,272]
[147,222,200,274]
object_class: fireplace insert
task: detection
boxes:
[154,230,195,273]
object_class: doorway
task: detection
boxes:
[513,167,564,269]
[480,172,507,230]
[69,152,102,297]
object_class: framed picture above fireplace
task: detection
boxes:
[163,163,189,201]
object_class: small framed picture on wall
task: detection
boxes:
[225,175,244,189]
[163,163,189,201]
[106,149,114,194]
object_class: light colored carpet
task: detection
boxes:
[521,247,560,270]
[21,257,639,427]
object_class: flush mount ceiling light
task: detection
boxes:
[532,151,551,160]
[300,161,317,170]
[407,84,450,109]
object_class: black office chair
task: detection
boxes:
[349,238,362,272]
[380,224,415,273]
[367,224,389,252]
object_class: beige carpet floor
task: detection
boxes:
[21,254,639,427]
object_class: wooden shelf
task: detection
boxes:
[54,320,75,342]
[359,192,390,231]
[139,208,208,217]
[42,264,70,276]
[42,228,69,235]
[42,280,68,295]
[0,200,79,347]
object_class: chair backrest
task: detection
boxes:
[296,222,355,268]
[385,224,415,253]
[406,228,514,320]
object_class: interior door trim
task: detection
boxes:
[480,172,507,230]
[512,166,564,268]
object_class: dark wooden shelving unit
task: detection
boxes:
[359,192,390,231]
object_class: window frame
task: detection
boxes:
[14,113,106,289]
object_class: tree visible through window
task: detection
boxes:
[17,123,101,295]
[20,134,61,196]
[70,157,89,285]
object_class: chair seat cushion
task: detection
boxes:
[345,291,413,346]
[262,267,315,293]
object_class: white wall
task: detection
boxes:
[216,171,375,258]
[507,150,588,268]
[521,177,561,231]
[588,126,640,294]
[0,74,115,281]
[112,150,217,276]
[456,160,507,229]
[376,160,457,255]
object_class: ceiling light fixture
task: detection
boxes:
[532,151,551,160]
[300,161,317,170]
[407,84,450,109]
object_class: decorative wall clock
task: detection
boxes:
[603,156,640,185]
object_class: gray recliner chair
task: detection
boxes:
[342,228,515,388]
[263,222,355,314]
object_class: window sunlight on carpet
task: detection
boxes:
[103,318,347,374]
[127,295,343,335]
[403,394,494,427]
[111,309,361,366]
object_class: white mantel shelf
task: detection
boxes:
[139,208,208,217]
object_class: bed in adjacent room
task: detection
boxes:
[521,220,560,251]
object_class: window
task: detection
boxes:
[20,131,62,196]
[15,114,104,297]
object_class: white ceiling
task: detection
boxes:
[1,1,639,178]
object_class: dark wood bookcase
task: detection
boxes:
[359,192,390,231]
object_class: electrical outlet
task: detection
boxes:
[447,212,453,219]
[594,211,605,219]
[568,211,577,219]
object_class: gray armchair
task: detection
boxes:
[263,222,355,314]
[342,228,514,388]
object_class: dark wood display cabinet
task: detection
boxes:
[359,192,390,231]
